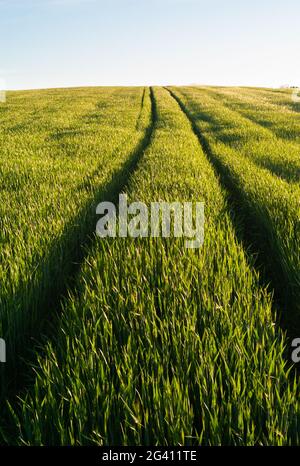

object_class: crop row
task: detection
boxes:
[199,86,300,144]
[0,87,152,395]
[169,86,300,331]
[9,87,299,446]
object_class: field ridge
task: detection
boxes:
[0,87,156,401]
[165,86,298,335]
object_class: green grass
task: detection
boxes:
[0,85,299,445]
[174,87,300,183]
[0,86,152,393]
[200,86,300,143]
[169,86,300,330]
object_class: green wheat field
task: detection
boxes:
[0,85,300,445]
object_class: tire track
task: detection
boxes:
[136,87,146,130]
[164,86,297,338]
[183,87,300,184]
[203,87,300,137]
[0,87,156,431]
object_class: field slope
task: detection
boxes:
[0,86,299,445]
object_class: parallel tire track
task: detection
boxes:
[165,86,297,337]
[0,87,156,416]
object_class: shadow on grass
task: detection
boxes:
[0,87,156,442]
[166,86,300,342]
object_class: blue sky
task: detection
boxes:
[0,0,299,90]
